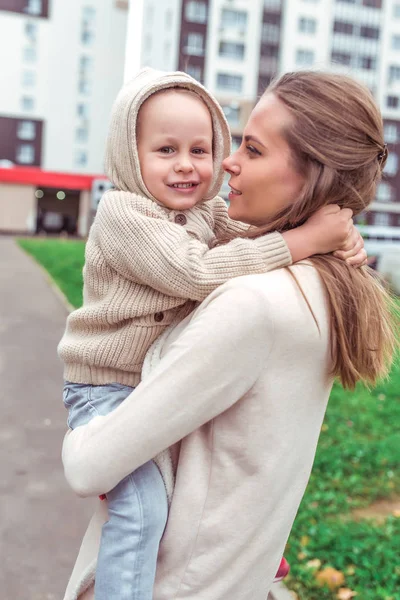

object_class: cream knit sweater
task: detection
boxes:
[62,265,334,600]
[58,68,292,386]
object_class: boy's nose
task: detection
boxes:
[174,158,194,173]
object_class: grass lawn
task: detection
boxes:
[18,237,86,309]
[18,238,400,599]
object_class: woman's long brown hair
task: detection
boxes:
[241,71,397,389]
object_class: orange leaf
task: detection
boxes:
[337,588,358,600]
[315,567,345,590]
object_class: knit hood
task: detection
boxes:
[104,68,232,201]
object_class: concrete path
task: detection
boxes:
[0,237,94,600]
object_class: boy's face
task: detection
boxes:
[137,90,214,211]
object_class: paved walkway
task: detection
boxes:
[0,238,94,600]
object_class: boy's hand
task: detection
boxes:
[283,204,354,263]
[333,225,367,267]
[303,204,353,255]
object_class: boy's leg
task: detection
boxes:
[94,460,168,600]
[64,383,168,598]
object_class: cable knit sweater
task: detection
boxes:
[62,266,334,600]
[58,68,292,386]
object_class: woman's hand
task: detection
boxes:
[333,225,368,267]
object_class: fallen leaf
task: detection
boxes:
[297,551,307,560]
[393,509,400,518]
[337,588,357,600]
[300,535,310,547]
[315,567,345,590]
[306,559,322,569]
[346,565,356,576]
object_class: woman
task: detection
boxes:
[62,71,395,600]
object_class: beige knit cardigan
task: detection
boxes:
[58,68,292,386]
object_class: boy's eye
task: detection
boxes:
[159,146,174,154]
[192,148,206,155]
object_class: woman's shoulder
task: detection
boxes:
[218,262,323,302]
[207,263,328,330]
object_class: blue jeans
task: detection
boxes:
[63,382,168,600]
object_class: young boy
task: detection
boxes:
[59,68,354,600]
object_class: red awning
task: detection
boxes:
[0,166,108,191]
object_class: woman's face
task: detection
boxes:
[223,93,306,226]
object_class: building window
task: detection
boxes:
[79,55,93,96]
[24,0,42,15]
[164,41,171,61]
[184,32,205,56]
[22,70,36,86]
[389,65,400,83]
[165,8,173,29]
[76,127,89,143]
[299,17,317,34]
[219,42,245,60]
[360,26,380,40]
[75,150,88,166]
[395,4,400,18]
[185,1,207,24]
[376,182,393,202]
[392,35,400,50]
[25,21,37,42]
[146,4,154,24]
[17,120,36,140]
[79,80,91,95]
[186,65,202,81]
[296,49,315,66]
[360,56,376,70]
[387,96,399,109]
[16,144,35,164]
[374,212,390,226]
[384,154,398,176]
[332,51,352,66]
[261,44,279,58]
[262,23,280,44]
[217,73,243,93]
[333,21,354,35]
[221,9,248,31]
[82,6,96,45]
[384,123,398,143]
[23,46,37,63]
[222,104,240,126]
[77,103,89,119]
[362,0,382,7]
[21,96,35,111]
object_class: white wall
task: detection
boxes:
[0,11,49,118]
[280,0,333,72]
[140,0,182,71]
[0,1,128,175]
[205,0,264,102]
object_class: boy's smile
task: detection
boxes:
[137,89,214,211]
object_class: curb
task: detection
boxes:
[269,582,296,600]
[17,241,74,315]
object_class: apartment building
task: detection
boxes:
[135,0,400,246]
[0,0,128,234]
